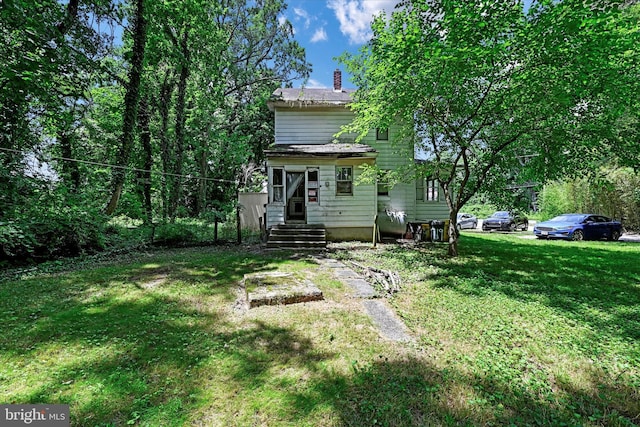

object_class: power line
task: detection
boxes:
[0,147,240,184]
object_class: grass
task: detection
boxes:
[1,234,639,426]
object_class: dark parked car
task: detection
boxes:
[533,213,622,241]
[482,211,529,232]
[456,213,477,230]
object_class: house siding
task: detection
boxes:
[275,109,359,145]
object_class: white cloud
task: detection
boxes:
[305,79,329,89]
[293,7,311,29]
[310,27,328,43]
[327,0,398,45]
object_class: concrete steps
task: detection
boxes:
[266,224,327,250]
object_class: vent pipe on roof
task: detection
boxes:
[333,69,342,92]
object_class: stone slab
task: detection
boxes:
[363,300,411,342]
[344,278,377,298]
[334,268,360,279]
[242,272,323,308]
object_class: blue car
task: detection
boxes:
[533,213,622,241]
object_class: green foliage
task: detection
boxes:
[0,221,36,260]
[340,0,640,255]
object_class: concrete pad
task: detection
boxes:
[363,300,411,342]
[242,272,323,308]
[334,268,360,279]
[344,278,377,298]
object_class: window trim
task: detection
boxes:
[376,128,388,141]
[335,166,353,196]
[307,169,319,203]
[425,178,440,202]
[417,177,440,202]
[271,167,284,203]
[377,170,390,197]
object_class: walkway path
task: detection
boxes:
[314,255,412,343]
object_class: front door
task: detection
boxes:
[286,172,305,222]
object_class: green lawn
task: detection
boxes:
[1,235,639,426]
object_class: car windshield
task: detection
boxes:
[548,214,586,223]
[491,211,510,218]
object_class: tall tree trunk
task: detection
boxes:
[447,210,459,257]
[158,71,173,221]
[167,29,190,220]
[104,0,146,215]
[59,130,80,193]
[195,148,207,216]
[138,95,153,224]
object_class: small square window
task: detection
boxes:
[376,128,388,140]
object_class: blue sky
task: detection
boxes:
[281,0,399,89]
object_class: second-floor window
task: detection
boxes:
[336,166,353,196]
[376,128,388,140]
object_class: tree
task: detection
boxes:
[341,0,639,256]
[105,0,147,215]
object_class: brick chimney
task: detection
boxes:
[333,69,342,92]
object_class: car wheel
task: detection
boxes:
[572,229,584,241]
[473,221,477,229]
[610,230,620,241]
[457,223,462,232]
[509,222,516,232]
[521,221,529,231]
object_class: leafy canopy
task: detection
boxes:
[340,0,639,255]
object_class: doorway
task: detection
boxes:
[285,172,305,222]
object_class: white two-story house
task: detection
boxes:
[264,70,449,241]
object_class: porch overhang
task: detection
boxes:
[265,144,378,159]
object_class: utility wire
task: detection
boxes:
[0,147,240,184]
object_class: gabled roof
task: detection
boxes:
[264,144,376,158]
[267,88,355,110]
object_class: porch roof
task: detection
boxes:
[264,143,377,158]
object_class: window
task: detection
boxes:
[425,178,439,201]
[336,166,353,196]
[378,182,389,196]
[376,128,388,140]
[417,177,439,202]
[307,170,318,203]
[377,170,390,196]
[272,168,284,202]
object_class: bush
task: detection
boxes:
[537,167,640,230]
[0,221,36,260]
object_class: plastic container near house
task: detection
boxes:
[430,220,450,242]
